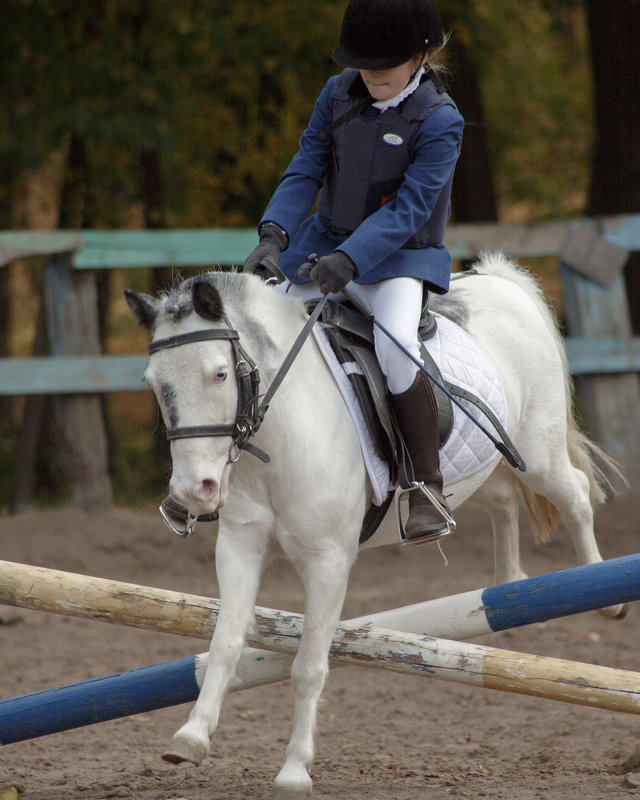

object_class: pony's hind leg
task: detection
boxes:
[474,465,528,585]
[517,450,628,619]
[273,542,356,798]
[162,524,270,766]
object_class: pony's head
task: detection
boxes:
[125,273,255,519]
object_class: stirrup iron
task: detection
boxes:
[394,482,456,546]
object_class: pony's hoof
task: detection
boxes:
[273,787,313,800]
[273,768,313,798]
[598,602,629,620]
[161,734,208,766]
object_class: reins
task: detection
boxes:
[150,260,524,542]
[252,292,329,434]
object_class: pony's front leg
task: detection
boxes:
[163,526,269,766]
[273,547,354,798]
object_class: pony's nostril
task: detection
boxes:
[199,479,217,500]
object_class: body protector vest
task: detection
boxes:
[316,68,459,248]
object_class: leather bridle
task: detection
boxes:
[148,293,329,507]
[148,319,270,464]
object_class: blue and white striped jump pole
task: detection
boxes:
[1,555,640,744]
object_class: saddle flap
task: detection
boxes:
[318,299,375,345]
[325,326,396,468]
[322,315,454,468]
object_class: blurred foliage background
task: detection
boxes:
[0,0,605,226]
[0,0,638,509]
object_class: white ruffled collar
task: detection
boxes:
[372,66,425,112]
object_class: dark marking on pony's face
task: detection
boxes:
[160,382,179,428]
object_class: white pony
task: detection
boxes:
[125,253,624,798]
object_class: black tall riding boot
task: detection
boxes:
[390,371,454,543]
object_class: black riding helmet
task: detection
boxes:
[333,0,444,71]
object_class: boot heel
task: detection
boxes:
[394,483,456,546]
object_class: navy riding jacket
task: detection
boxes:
[261,68,464,293]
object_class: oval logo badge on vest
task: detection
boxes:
[383,133,403,146]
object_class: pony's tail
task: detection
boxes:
[472,253,625,542]
[565,422,625,509]
[516,482,559,545]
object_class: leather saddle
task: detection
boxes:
[310,295,524,543]
[310,297,454,543]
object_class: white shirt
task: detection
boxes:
[372,66,426,112]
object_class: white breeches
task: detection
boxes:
[281,277,423,394]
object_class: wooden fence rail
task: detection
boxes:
[1,215,640,497]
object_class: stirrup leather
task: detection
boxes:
[394,482,456,546]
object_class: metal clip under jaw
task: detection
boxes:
[394,483,456,546]
[159,504,198,538]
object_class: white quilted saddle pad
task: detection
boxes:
[313,312,508,506]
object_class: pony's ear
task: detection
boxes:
[192,277,224,321]
[124,288,159,331]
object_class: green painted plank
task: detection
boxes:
[2,215,640,270]
[0,356,149,395]
[600,215,640,250]
[2,335,640,397]
[0,231,83,267]
[72,229,258,269]
[446,215,640,261]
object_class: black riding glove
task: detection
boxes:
[309,251,358,294]
[243,222,288,280]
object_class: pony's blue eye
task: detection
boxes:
[214,369,228,383]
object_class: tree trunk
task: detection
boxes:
[0,176,16,441]
[584,0,640,335]
[585,1,640,338]
[9,290,47,512]
[579,0,640,487]
[446,36,498,225]
[46,133,112,510]
[141,148,172,492]
[585,0,640,216]
[444,35,498,272]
